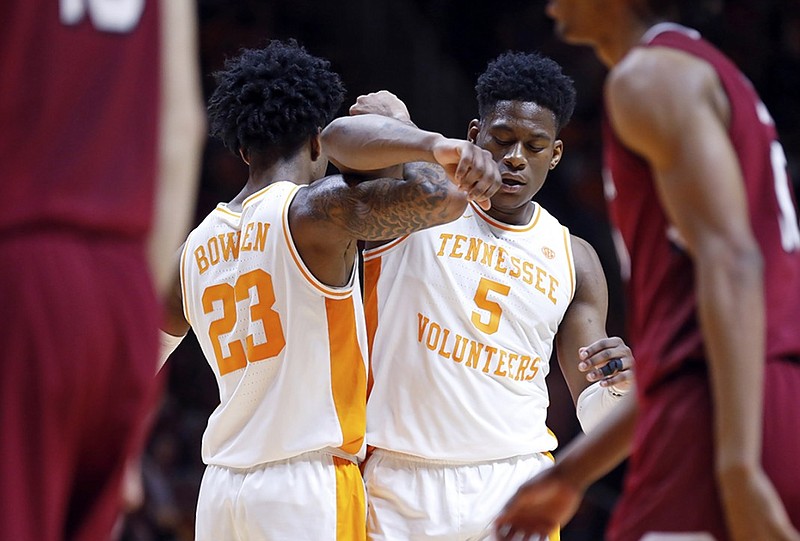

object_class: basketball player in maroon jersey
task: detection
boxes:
[495,1,800,540]
[0,1,204,540]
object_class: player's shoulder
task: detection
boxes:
[606,46,720,148]
[568,234,599,261]
[608,46,714,104]
[288,175,338,207]
[531,202,564,229]
[569,234,604,279]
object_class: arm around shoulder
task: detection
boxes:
[296,114,501,244]
[320,114,445,174]
[321,113,500,205]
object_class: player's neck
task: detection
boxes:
[486,201,535,226]
[229,156,313,207]
[595,16,661,67]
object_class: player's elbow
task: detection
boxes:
[698,235,764,287]
[439,187,470,223]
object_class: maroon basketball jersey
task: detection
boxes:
[603,23,800,392]
[0,0,160,239]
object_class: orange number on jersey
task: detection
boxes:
[203,282,245,375]
[471,277,510,335]
[202,269,286,376]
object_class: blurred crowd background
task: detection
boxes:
[121,1,800,539]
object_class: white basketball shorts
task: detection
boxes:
[364,449,557,541]
[195,449,366,541]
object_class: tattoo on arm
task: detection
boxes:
[304,162,464,241]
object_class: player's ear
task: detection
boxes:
[467,119,480,143]
[550,140,564,170]
[310,130,322,161]
[238,147,251,165]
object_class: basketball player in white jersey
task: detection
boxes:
[157,40,501,541]
[353,52,634,540]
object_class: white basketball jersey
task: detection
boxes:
[181,181,368,468]
[363,202,575,461]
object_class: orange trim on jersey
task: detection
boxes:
[242,181,283,209]
[325,297,367,456]
[333,457,367,541]
[179,243,192,326]
[362,235,410,261]
[363,257,381,398]
[561,227,576,300]
[213,205,241,218]
[472,201,541,232]
[211,183,284,218]
[280,186,354,299]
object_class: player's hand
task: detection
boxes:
[718,465,800,541]
[578,336,634,394]
[494,466,583,541]
[431,138,501,210]
[121,458,144,513]
[349,90,412,124]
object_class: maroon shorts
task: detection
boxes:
[607,360,800,541]
[0,230,162,541]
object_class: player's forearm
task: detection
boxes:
[336,165,467,241]
[695,245,765,476]
[321,114,444,172]
[553,396,636,490]
[149,0,206,297]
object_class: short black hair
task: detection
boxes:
[475,51,576,133]
[208,39,346,156]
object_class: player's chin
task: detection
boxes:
[488,191,526,209]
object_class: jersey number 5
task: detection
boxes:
[202,269,286,376]
[471,277,510,335]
